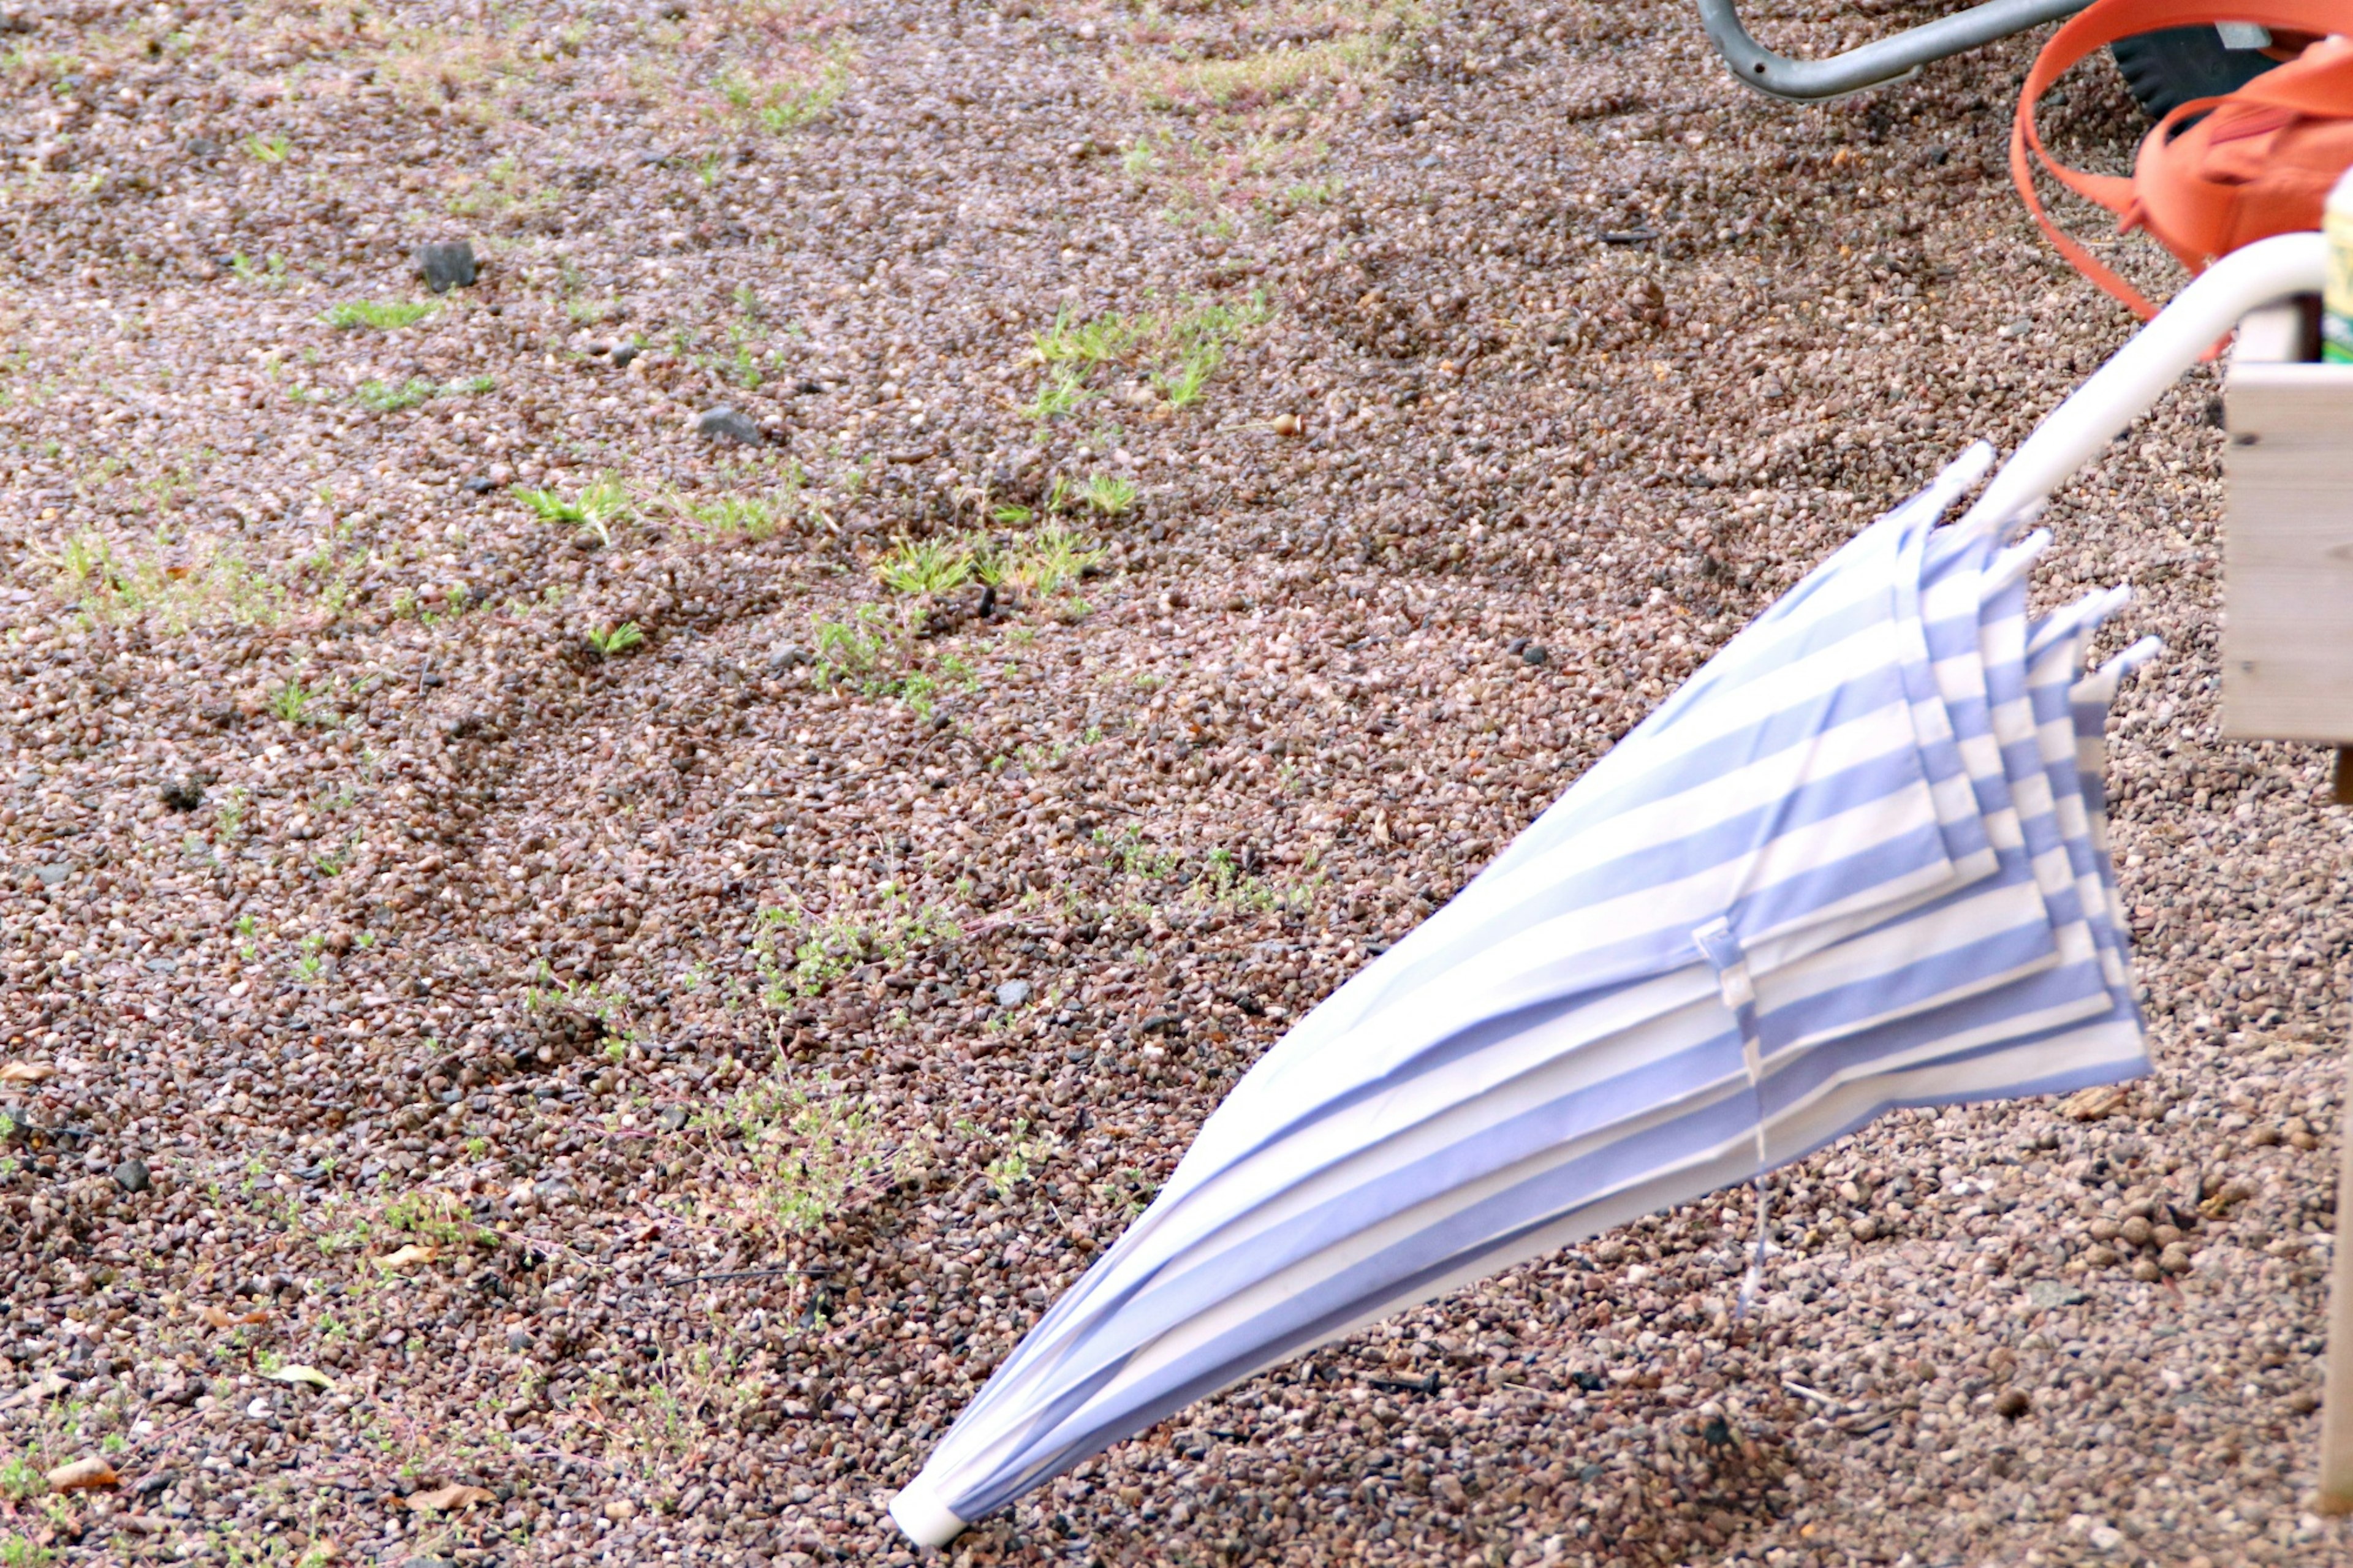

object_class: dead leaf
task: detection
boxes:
[404,1483,494,1513]
[2059,1085,2129,1122]
[1371,813,1392,846]
[0,1061,55,1084]
[200,1305,269,1330]
[47,1456,119,1491]
[374,1243,439,1271]
[264,1364,334,1390]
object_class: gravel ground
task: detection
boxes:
[1,1,2347,1565]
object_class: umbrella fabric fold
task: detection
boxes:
[891,445,2157,1545]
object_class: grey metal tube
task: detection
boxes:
[1697,0,2090,101]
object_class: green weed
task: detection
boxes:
[985,1121,1047,1195]
[269,681,327,726]
[759,62,847,131]
[382,1187,476,1248]
[1025,362,1092,422]
[243,131,292,164]
[586,621,645,658]
[0,1449,40,1504]
[321,300,435,331]
[517,474,629,547]
[353,377,437,413]
[1001,524,1105,596]
[1034,307,1141,367]
[1023,291,1270,420]
[707,1064,894,1237]
[1079,475,1137,517]
[1,1533,56,1568]
[753,893,960,1003]
[680,487,802,542]
[229,252,289,289]
[809,605,900,689]
[50,531,292,631]
[1099,827,1181,881]
[876,536,974,596]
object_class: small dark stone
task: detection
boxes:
[461,475,494,494]
[160,777,205,811]
[184,136,221,158]
[113,1159,150,1194]
[416,240,477,293]
[131,1470,174,1497]
[1700,1415,1733,1447]
[996,979,1033,1009]
[658,1105,691,1132]
[610,343,641,369]
[1994,1388,2033,1422]
[1569,1370,1605,1392]
[1520,644,1550,667]
[694,405,763,445]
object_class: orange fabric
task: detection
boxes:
[2012,5,2353,322]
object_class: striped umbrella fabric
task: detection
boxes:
[889,441,2156,1547]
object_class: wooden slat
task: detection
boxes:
[2221,360,2353,743]
[2323,1057,2353,1515]
[2224,307,2353,1513]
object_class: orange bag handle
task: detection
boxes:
[2012,1,2352,319]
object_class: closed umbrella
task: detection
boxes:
[889,233,2328,1549]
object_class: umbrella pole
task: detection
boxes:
[1958,233,2328,532]
[2322,1065,2353,1513]
[1980,228,2353,1512]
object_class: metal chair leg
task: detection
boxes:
[1697,0,2090,101]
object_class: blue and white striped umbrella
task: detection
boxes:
[889,441,2158,1547]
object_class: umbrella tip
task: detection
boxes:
[889,1481,969,1548]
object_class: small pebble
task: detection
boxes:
[1995,1389,2031,1421]
[415,240,478,293]
[693,405,763,445]
[996,979,1033,1009]
[112,1158,149,1194]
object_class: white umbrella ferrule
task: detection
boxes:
[889,1480,968,1547]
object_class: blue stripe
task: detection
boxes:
[901,457,2156,1538]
